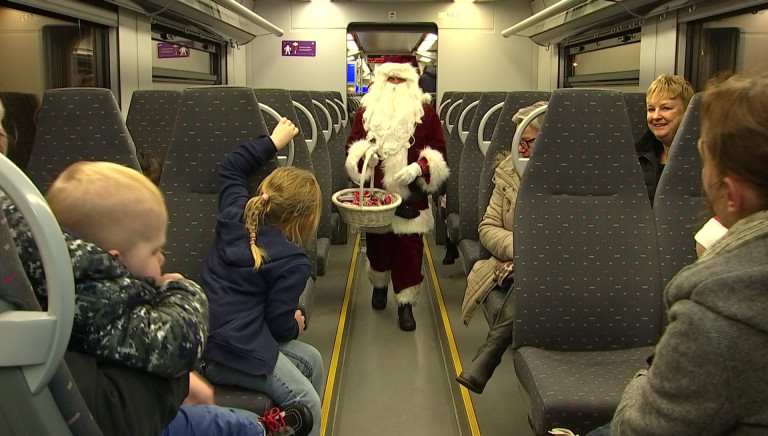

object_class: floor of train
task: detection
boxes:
[302,230,534,436]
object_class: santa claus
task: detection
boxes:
[345,55,449,331]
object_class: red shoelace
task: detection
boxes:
[259,406,288,434]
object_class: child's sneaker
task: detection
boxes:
[549,429,578,436]
[258,404,313,436]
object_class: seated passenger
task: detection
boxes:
[635,74,694,204]
[0,98,310,436]
[456,101,547,394]
[558,72,768,435]
[198,118,323,436]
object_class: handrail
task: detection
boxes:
[311,100,332,143]
[211,0,284,36]
[445,99,463,134]
[501,0,585,37]
[437,97,452,119]
[292,101,318,153]
[458,100,480,145]
[478,102,505,155]
[510,104,548,176]
[258,103,294,167]
[0,154,74,394]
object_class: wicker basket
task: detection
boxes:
[332,151,402,229]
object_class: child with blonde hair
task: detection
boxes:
[2,147,310,435]
[199,118,323,436]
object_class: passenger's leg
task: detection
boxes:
[391,233,424,331]
[456,286,515,394]
[161,405,265,436]
[365,232,393,310]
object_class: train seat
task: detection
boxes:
[0,154,101,436]
[444,92,481,247]
[27,88,140,192]
[125,89,183,171]
[622,92,648,144]
[0,91,40,172]
[511,89,662,435]
[254,88,319,279]
[291,90,339,267]
[456,91,508,275]
[478,91,551,326]
[653,92,706,304]
[321,91,350,245]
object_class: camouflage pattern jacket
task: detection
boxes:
[1,193,209,378]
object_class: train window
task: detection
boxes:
[0,3,111,95]
[151,24,224,85]
[686,6,768,91]
[561,29,640,90]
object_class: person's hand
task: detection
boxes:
[364,145,379,169]
[393,162,422,185]
[183,371,215,405]
[156,272,184,286]
[294,309,306,333]
[270,117,299,151]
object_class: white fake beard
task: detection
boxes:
[361,81,425,159]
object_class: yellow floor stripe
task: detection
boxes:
[423,238,482,436]
[320,232,361,436]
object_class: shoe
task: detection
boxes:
[442,241,458,265]
[397,303,416,331]
[549,429,578,436]
[371,286,387,310]
[258,404,313,436]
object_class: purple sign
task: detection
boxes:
[157,42,190,59]
[282,41,316,57]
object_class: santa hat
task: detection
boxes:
[373,54,420,86]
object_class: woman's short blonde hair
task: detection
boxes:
[512,101,548,131]
[46,161,167,253]
[647,74,695,108]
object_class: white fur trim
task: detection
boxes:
[346,140,375,183]
[415,147,450,193]
[366,260,391,287]
[391,205,434,235]
[395,283,420,306]
[423,93,432,104]
[375,62,420,85]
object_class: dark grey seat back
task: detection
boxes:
[125,90,182,164]
[161,86,269,279]
[511,89,662,434]
[291,91,335,242]
[623,91,648,143]
[654,93,707,291]
[27,88,139,192]
[0,91,40,172]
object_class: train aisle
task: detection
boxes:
[305,231,534,435]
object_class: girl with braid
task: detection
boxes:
[199,117,324,436]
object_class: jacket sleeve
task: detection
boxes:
[478,170,517,262]
[218,137,278,213]
[69,245,210,377]
[264,260,309,342]
[346,108,367,148]
[612,305,733,435]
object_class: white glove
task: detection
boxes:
[365,146,379,169]
[393,162,422,185]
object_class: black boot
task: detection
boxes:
[371,286,387,310]
[443,239,459,265]
[397,304,416,331]
[456,291,515,394]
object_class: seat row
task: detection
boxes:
[439,88,706,434]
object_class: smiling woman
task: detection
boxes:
[634,74,694,205]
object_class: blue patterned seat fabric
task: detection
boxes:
[622,92,648,144]
[511,88,662,435]
[125,90,182,164]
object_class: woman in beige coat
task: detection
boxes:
[456,101,547,394]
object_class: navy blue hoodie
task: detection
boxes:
[200,137,309,376]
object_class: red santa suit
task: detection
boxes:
[345,59,449,319]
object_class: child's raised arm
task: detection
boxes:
[270,117,299,151]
